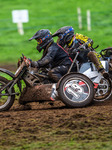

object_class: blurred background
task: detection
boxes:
[0,0,112,65]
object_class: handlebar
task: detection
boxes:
[18,54,31,67]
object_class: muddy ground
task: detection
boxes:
[0,65,112,149]
[0,100,112,149]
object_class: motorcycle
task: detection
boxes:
[0,54,95,111]
[57,47,112,106]
[0,55,51,111]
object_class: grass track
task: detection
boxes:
[0,0,112,64]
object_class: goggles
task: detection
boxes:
[35,38,42,44]
[35,33,51,44]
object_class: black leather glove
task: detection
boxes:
[78,44,87,50]
[72,48,80,54]
[31,61,39,68]
[28,58,32,62]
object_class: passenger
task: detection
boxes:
[52,26,109,79]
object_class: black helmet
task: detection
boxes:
[29,29,53,52]
[52,26,74,47]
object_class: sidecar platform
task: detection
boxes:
[19,84,56,104]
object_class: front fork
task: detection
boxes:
[0,63,27,96]
[0,78,21,96]
[0,69,26,96]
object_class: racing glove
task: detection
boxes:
[31,61,39,68]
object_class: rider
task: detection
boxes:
[52,26,109,79]
[29,29,72,82]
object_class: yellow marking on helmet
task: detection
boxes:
[68,37,74,47]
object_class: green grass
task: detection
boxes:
[0,0,112,64]
[7,140,112,150]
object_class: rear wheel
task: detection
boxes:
[94,78,112,102]
[0,76,15,111]
[58,73,94,108]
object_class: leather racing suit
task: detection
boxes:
[32,42,72,82]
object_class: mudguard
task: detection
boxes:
[56,72,94,90]
[0,68,15,78]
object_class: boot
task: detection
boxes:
[88,51,109,79]
[100,69,109,79]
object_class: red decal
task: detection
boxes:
[57,43,73,62]
[50,97,54,101]
[94,83,98,89]
[79,81,85,85]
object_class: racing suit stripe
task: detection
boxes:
[57,43,73,62]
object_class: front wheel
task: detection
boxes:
[0,76,15,111]
[58,73,94,108]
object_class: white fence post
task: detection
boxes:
[17,22,24,35]
[87,10,91,31]
[77,7,82,29]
